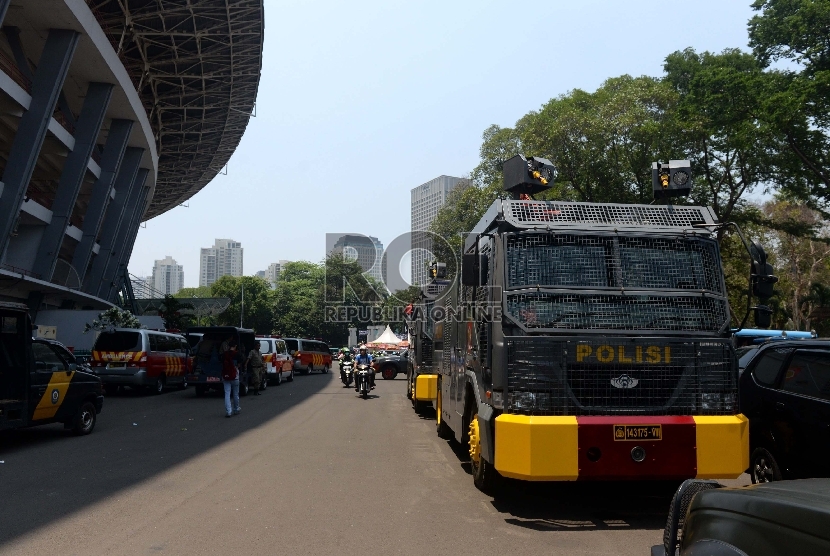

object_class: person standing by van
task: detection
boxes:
[246,341,264,395]
[222,342,241,417]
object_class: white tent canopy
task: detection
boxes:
[367,325,401,345]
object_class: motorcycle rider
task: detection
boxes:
[354,346,375,391]
[339,347,354,386]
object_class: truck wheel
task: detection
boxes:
[305,365,313,375]
[467,405,500,493]
[322,365,329,374]
[72,401,97,436]
[178,377,188,390]
[406,374,413,400]
[195,385,208,397]
[381,366,397,380]
[751,447,783,483]
[286,369,294,382]
[436,382,452,439]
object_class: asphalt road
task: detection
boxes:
[0,371,750,555]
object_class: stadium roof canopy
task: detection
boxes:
[88,0,264,219]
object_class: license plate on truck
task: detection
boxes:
[613,424,662,441]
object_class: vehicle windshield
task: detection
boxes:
[285,339,298,353]
[736,346,759,368]
[504,233,728,332]
[93,331,142,351]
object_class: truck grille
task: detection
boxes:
[504,337,736,416]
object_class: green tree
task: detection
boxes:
[174,286,213,298]
[84,306,141,333]
[663,48,775,225]
[748,0,830,209]
[158,294,194,330]
[211,276,274,333]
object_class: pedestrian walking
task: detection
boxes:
[246,341,265,395]
[222,342,241,417]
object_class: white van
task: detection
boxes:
[256,336,294,385]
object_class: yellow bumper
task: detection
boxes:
[494,415,579,481]
[414,374,437,401]
[693,415,749,479]
[493,414,749,481]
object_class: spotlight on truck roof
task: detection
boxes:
[503,154,556,196]
[653,160,692,200]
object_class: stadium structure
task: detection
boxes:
[0,0,262,328]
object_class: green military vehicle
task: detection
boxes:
[0,302,103,435]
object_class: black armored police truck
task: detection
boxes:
[0,302,104,435]
[425,155,776,492]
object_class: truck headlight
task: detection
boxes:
[700,393,734,412]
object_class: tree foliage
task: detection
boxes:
[748,0,830,209]
[158,294,194,330]
[211,275,274,333]
[84,307,141,333]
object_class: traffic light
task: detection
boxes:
[429,261,446,280]
[749,241,778,328]
[652,160,692,200]
[502,155,556,197]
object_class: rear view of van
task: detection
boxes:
[257,337,293,384]
[91,329,190,394]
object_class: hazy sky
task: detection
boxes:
[130,0,758,287]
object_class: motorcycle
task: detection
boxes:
[356,364,371,399]
[340,360,354,387]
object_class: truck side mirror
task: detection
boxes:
[462,253,480,287]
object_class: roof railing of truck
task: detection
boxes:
[502,199,717,230]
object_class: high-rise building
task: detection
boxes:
[151,256,184,295]
[266,260,290,284]
[329,235,385,284]
[410,175,467,285]
[199,239,243,287]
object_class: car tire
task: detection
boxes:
[322,365,329,374]
[71,401,97,436]
[275,371,282,386]
[406,373,413,400]
[750,447,783,483]
[240,381,249,397]
[179,377,188,390]
[286,369,294,382]
[381,366,397,380]
[260,377,267,391]
[150,375,165,395]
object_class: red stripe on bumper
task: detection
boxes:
[576,416,696,480]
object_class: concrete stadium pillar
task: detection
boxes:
[0,29,80,259]
[83,147,143,295]
[95,166,149,299]
[31,82,114,281]
[107,182,149,303]
[70,118,133,282]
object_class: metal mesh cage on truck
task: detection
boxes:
[503,232,729,333]
[504,337,737,416]
[502,200,717,230]
[506,234,724,294]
